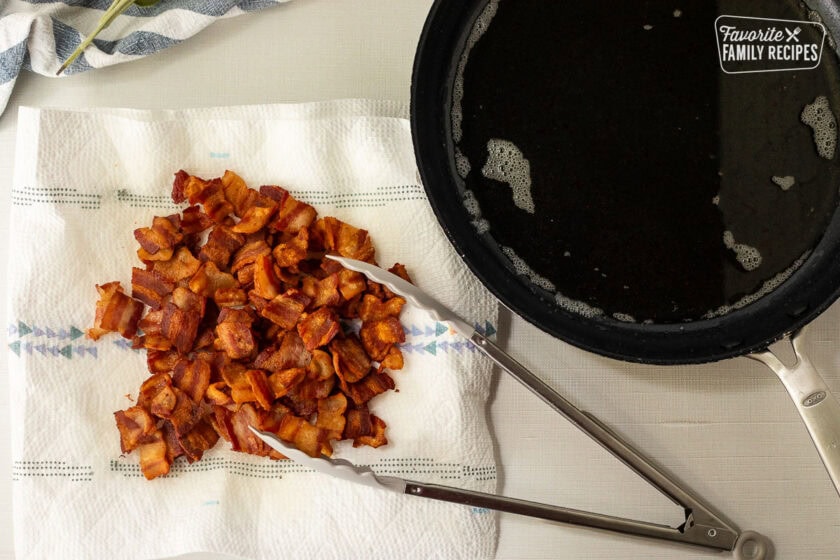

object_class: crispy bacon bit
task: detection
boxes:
[172,169,190,204]
[131,268,175,309]
[134,215,183,256]
[318,217,375,262]
[215,321,255,360]
[199,225,245,269]
[153,246,202,283]
[177,420,219,463]
[354,415,387,448]
[233,203,277,234]
[315,393,347,440]
[252,254,282,299]
[172,358,211,403]
[344,407,372,440]
[302,273,341,309]
[267,367,306,398]
[161,302,201,355]
[337,269,367,301]
[180,205,214,234]
[88,282,144,340]
[114,406,157,453]
[272,227,309,268]
[97,170,412,478]
[245,369,274,410]
[187,177,233,223]
[330,335,371,384]
[261,289,312,330]
[360,316,406,362]
[265,186,317,234]
[297,307,341,351]
[138,430,171,479]
[346,371,395,406]
[358,294,406,322]
[188,261,238,298]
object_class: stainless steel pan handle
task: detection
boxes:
[748,328,840,496]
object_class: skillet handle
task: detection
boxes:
[749,329,840,497]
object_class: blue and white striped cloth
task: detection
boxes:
[0,0,288,116]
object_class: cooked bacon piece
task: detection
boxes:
[275,413,330,457]
[186,177,233,223]
[220,170,259,217]
[137,246,174,263]
[114,406,157,454]
[252,254,282,299]
[261,289,312,330]
[263,186,317,234]
[188,261,238,298]
[245,369,274,410]
[317,217,375,262]
[153,246,202,283]
[172,169,190,204]
[161,302,201,355]
[138,372,172,406]
[161,420,184,463]
[360,316,406,362]
[301,273,341,309]
[354,415,387,448]
[272,227,309,268]
[147,350,180,374]
[306,349,335,381]
[180,205,214,234]
[134,215,183,256]
[228,403,270,456]
[166,388,206,436]
[199,225,245,269]
[267,367,306,398]
[217,306,255,325]
[88,282,145,340]
[172,358,212,403]
[358,294,406,322]
[346,371,395,406]
[231,239,271,275]
[149,384,178,418]
[177,419,219,463]
[337,269,367,301]
[315,393,347,440]
[205,381,233,407]
[330,334,371,384]
[131,268,175,309]
[215,321,256,360]
[343,407,372,440]
[171,286,205,314]
[378,345,404,372]
[388,263,413,283]
[233,203,277,234]
[138,429,171,479]
[215,287,248,307]
[297,307,341,352]
[253,331,311,372]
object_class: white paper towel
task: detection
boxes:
[6,100,499,559]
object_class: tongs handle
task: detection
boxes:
[404,480,733,550]
[469,332,737,542]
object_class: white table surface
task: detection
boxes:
[1,1,839,559]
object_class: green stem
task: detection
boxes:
[56,0,144,76]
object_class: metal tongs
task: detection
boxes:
[251,255,772,559]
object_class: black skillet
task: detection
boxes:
[411,0,840,496]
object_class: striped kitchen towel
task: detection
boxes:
[0,0,289,116]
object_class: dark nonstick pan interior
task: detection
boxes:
[411,0,840,365]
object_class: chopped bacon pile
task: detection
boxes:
[90,170,411,480]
